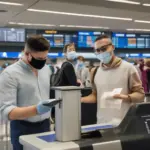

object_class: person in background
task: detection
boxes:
[47,58,59,74]
[2,62,11,69]
[0,35,53,150]
[144,59,150,93]
[133,60,141,78]
[88,61,95,72]
[139,59,150,93]
[146,60,150,92]
[76,56,91,87]
[48,64,55,74]
[81,35,145,126]
[0,62,12,73]
[55,43,80,86]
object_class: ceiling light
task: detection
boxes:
[143,3,150,6]
[9,22,55,27]
[0,1,23,6]
[27,9,132,21]
[9,22,17,24]
[106,0,140,5]
[126,29,150,32]
[134,20,150,24]
[60,25,109,29]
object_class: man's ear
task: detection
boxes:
[25,51,29,56]
[112,45,115,51]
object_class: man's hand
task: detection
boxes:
[113,94,131,102]
[77,79,82,84]
[81,97,85,103]
[8,100,52,120]
[36,100,51,115]
[77,79,83,87]
[81,91,97,103]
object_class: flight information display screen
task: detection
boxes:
[41,30,78,48]
[40,30,111,49]
[64,34,78,45]
[146,38,150,48]
[53,34,64,47]
[0,28,25,42]
[78,31,110,48]
[112,32,150,49]
[137,38,145,48]
[43,34,78,48]
[43,34,54,47]
[112,33,137,48]
[137,34,150,48]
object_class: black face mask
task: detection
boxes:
[29,55,46,70]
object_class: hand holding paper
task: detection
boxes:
[101,88,123,109]
[113,94,130,102]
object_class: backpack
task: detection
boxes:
[50,62,69,86]
[50,67,60,86]
[91,66,99,84]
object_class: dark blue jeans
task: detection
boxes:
[10,119,50,150]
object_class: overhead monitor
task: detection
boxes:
[43,34,54,47]
[112,33,137,48]
[41,30,78,48]
[78,31,110,48]
[64,34,78,45]
[53,34,64,47]
[0,28,25,42]
[112,32,150,49]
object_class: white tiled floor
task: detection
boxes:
[0,140,12,150]
[0,123,10,138]
[0,119,11,150]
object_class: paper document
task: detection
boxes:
[112,88,122,95]
[101,88,123,109]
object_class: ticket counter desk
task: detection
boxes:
[20,124,113,150]
[20,102,150,150]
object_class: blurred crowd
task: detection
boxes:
[134,59,150,93]
[1,57,150,93]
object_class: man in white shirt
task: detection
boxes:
[0,35,53,150]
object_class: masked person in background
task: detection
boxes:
[54,43,81,86]
[76,56,91,87]
[0,35,53,150]
[81,35,145,126]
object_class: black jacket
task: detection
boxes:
[60,61,80,86]
[50,61,79,99]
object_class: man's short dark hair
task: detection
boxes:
[95,34,111,43]
[63,43,74,53]
[25,35,50,52]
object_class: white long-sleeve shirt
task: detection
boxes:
[0,60,51,122]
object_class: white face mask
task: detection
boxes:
[67,51,77,60]
[77,61,84,69]
[96,51,112,64]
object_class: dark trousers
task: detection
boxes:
[10,119,50,150]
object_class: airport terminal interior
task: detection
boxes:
[0,0,150,150]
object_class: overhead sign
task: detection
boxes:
[45,30,57,34]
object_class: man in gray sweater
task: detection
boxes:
[81,35,145,126]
